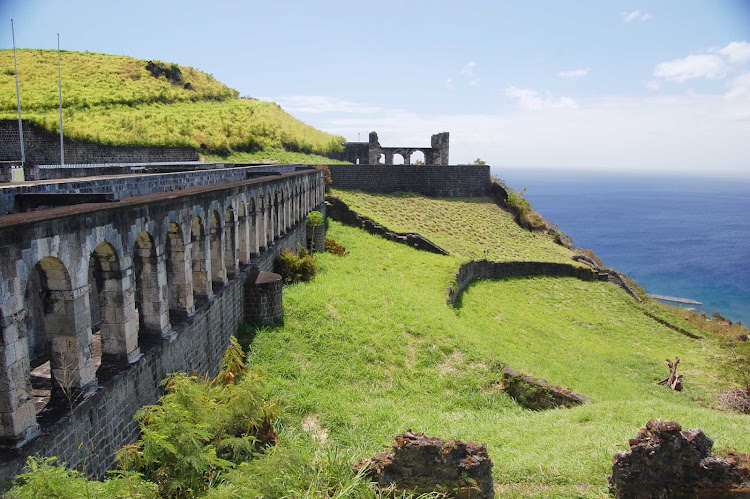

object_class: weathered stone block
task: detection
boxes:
[354,430,495,498]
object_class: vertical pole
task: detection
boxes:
[11,19,25,166]
[57,33,64,167]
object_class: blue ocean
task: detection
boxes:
[494,168,750,325]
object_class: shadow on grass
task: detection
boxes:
[237,320,284,351]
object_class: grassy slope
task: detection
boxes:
[332,189,573,263]
[0,49,345,162]
[243,207,749,497]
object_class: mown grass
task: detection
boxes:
[242,220,749,497]
[331,189,573,263]
[0,49,345,159]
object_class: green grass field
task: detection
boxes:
[331,189,573,263]
[240,219,749,497]
[0,49,345,162]
[8,192,749,497]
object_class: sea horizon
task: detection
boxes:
[493,167,750,325]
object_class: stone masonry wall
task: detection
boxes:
[324,164,490,198]
[448,260,605,305]
[0,120,197,165]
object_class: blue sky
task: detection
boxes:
[2,1,750,176]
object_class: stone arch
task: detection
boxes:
[28,256,97,409]
[90,241,139,365]
[209,210,227,289]
[166,222,195,318]
[392,152,405,165]
[410,150,426,165]
[248,198,259,255]
[237,203,249,265]
[266,193,274,245]
[191,216,211,303]
[224,205,238,276]
[378,153,386,164]
[133,230,171,340]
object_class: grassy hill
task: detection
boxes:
[0,49,346,163]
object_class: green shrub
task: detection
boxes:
[6,457,157,498]
[115,339,277,498]
[307,210,324,226]
[274,247,318,284]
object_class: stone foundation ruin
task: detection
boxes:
[609,420,750,498]
[354,430,495,498]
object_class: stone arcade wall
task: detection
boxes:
[0,120,197,166]
[0,168,326,482]
[324,164,490,198]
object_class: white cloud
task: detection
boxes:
[286,91,749,177]
[264,96,381,114]
[460,61,480,86]
[726,72,750,100]
[445,78,453,90]
[654,54,727,82]
[622,10,652,23]
[652,41,750,87]
[559,68,590,79]
[461,61,477,76]
[504,86,578,110]
[718,41,750,65]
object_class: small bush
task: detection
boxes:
[719,386,750,414]
[316,165,332,187]
[307,210,324,226]
[274,247,318,284]
[325,238,348,256]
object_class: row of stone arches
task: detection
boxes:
[6,175,325,438]
[376,150,426,165]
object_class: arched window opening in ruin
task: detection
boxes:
[209,210,227,290]
[191,216,210,305]
[89,241,137,369]
[378,153,386,164]
[166,223,194,321]
[410,150,425,165]
[356,158,360,164]
[26,257,96,416]
[224,206,238,276]
[392,153,405,165]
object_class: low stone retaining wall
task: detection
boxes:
[0,120,197,166]
[448,259,603,305]
[326,196,448,255]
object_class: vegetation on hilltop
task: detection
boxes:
[0,49,345,162]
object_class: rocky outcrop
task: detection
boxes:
[325,196,449,255]
[609,420,750,498]
[353,430,494,498]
